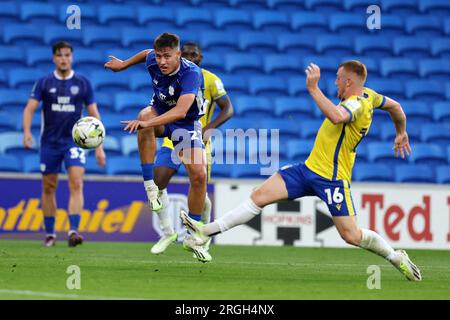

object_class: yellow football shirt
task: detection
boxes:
[305,87,386,182]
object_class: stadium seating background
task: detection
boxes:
[0,0,449,183]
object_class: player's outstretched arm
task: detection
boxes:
[305,63,350,124]
[380,97,411,159]
[86,103,106,166]
[104,49,151,72]
[122,94,195,133]
[22,99,39,148]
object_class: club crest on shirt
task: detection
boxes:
[49,88,56,93]
[168,86,174,96]
[70,86,79,95]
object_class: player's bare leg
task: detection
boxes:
[181,172,288,245]
[137,107,165,211]
[42,173,58,246]
[150,166,178,254]
[67,166,85,247]
[333,216,421,281]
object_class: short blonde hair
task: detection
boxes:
[339,60,367,84]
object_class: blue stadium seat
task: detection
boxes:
[419,0,450,16]
[57,3,97,26]
[393,37,430,58]
[263,54,302,76]
[191,0,230,9]
[382,0,420,15]
[355,143,368,163]
[405,80,444,101]
[436,165,450,184]
[305,0,343,12]
[98,5,136,26]
[302,56,339,78]
[366,78,404,100]
[290,12,328,33]
[431,38,450,58]
[267,0,305,10]
[288,77,308,96]
[232,164,264,179]
[121,135,139,157]
[248,76,288,96]
[22,154,40,173]
[329,13,366,35]
[3,24,43,46]
[432,102,450,122]
[419,59,450,80]
[238,32,277,54]
[15,111,41,133]
[0,46,26,69]
[354,36,393,57]
[260,119,301,140]
[219,117,259,131]
[72,48,105,74]
[344,0,381,12]
[200,31,239,52]
[115,92,150,114]
[316,35,354,56]
[201,52,226,74]
[352,163,395,182]
[21,47,48,72]
[380,58,417,79]
[210,163,233,178]
[121,27,158,49]
[286,139,315,161]
[0,154,22,172]
[341,56,379,76]
[229,0,269,10]
[137,6,176,29]
[421,124,450,147]
[405,16,444,37]
[234,96,273,117]
[91,71,130,93]
[225,53,263,74]
[369,15,405,36]
[253,11,290,32]
[82,27,122,48]
[0,132,38,156]
[0,113,15,133]
[397,101,433,124]
[43,25,83,46]
[277,34,316,55]
[0,2,20,24]
[96,92,115,113]
[20,2,57,24]
[101,136,122,157]
[8,69,41,90]
[395,165,435,183]
[129,71,153,93]
[445,18,450,35]
[106,157,141,175]
[220,75,248,95]
[0,71,7,89]
[213,9,252,31]
[368,142,408,165]
[300,120,323,139]
[447,82,450,100]
[0,89,30,112]
[274,97,314,119]
[175,8,213,30]
[410,144,447,165]
[84,156,106,175]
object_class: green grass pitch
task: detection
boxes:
[0,239,449,300]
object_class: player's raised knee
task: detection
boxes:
[138,107,154,121]
[189,167,206,187]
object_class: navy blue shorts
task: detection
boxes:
[278,163,356,217]
[154,146,181,170]
[40,143,86,174]
[162,119,204,149]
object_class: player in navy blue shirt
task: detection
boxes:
[105,33,210,261]
[22,42,106,247]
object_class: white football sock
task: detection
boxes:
[203,198,262,236]
[144,179,157,190]
[155,189,174,236]
[359,228,400,264]
[201,193,212,224]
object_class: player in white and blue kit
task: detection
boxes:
[23,42,106,247]
[105,33,210,261]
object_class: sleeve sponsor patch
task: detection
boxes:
[343,99,361,112]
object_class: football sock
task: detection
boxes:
[359,228,400,264]
[188,211,202,222]
[44,216,56,237]
[156,189,174,236]
[68,214,80,235]
[141,163,154,183]
[201,193,212,224]
[203,198,262,236]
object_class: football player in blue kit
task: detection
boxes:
[23,42,106,247]
[105,33,211,262]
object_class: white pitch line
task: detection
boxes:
[0,289,149,300]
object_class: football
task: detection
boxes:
[72,116,105,149]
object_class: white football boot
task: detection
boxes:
[393,250,422,281]
[150,233,178,255]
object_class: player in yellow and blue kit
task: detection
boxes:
[151,42,234,256]
[181,60,422,281]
